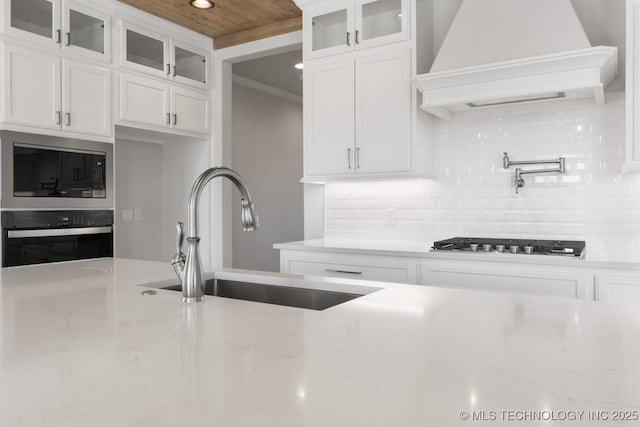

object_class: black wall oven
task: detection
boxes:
[2,210,113,267]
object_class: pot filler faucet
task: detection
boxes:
[171,167,259,303]
[502,152,565,194]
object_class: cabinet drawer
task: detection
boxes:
[422,260,590,300]
[595,275,640,304]
[281,251,418,284]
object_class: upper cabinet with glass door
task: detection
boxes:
[303,0,409,59]
[121,21,209,89]
[2,0,111,62]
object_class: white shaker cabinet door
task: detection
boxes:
[304,58,356,177]
[2,43,61,130]
[63,60,111,136]
[118,72,170,129]
[170,86,209,135]
[355,48,410,174]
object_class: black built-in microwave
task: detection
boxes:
[13,143,106,199]
[0,131,113,209]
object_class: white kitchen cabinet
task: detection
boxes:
[280,250,419,284]
[120,21,209,89]
[118,72,209,136]
[421,259,591,300]
[303,48,410,178]
[2,0,111,62]
[1,42,111,137]
[301,0,409,60]
[63,60,111,136]
[595,275,640,304]
[625,0,640,172]
[171,85,210,134]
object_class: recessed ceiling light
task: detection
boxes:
[190,0,215,9]
[294,62,304,70]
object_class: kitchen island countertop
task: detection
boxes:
[1,257,639,426]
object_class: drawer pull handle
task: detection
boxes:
[325,269,362,275]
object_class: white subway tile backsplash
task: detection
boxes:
[325,92,640,262]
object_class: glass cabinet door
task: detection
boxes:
[9,0,58,43]
[312,9,348,52]
[356,0,408,48]
[305,3,354,59]
[125,28,167,75]
[174,46,207,85]
[67,8,106,56]
[360,0,402,41]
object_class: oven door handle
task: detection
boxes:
[7,226,113,239]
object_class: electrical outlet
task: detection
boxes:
[385,208,395,226]
[121,209,133,222]
[134,209,142,221]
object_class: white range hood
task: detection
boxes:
[412,0,618,120]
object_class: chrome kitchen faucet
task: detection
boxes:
[171,167,259,302]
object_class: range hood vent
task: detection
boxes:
[412,0,618,120]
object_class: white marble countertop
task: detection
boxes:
[2,257,640,426]
[275,239,640,270]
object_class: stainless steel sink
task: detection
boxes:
[162,279,378,311]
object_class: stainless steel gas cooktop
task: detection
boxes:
[432,237,585,257]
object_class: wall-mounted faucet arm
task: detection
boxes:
[503,152,564,169]
[503,152,566,194]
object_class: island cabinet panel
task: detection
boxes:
[280,250,418,284]
[420,259,591,300]
[595,275,640,304]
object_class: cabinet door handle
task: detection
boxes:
[346,32,351,46]
[356,147,361,169]
[66,32,71,46]
[55,111,62,125]
[347,147,352,169]
[56,29,61,44]
[355,30,360,45]
[325,269,362,275]
[65,112,71,126]
[172,114,177,125]
[166,113,171,124]
[173,65,177,77]
[166,63,171,75]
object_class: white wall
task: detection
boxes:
[325,92,640,263]
[231,83,304,271]
[115,139,163,261]
[115,137,212,265]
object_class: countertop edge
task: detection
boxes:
[274,239,640,271]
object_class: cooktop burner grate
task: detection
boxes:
[432,237,585,257]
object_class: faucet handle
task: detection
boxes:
[176,221,185,255]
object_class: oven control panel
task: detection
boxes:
[2,210,114,229]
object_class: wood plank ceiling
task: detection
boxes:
[118,0,302,49]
